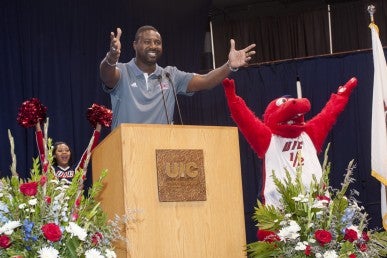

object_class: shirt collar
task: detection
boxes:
[129,58,163,79]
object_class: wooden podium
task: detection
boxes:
[92,124,246,258]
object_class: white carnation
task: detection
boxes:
[38,246,59,258]
[278,220,301,241]
[85,248,104,258]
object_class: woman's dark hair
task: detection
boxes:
[52,141,73,166]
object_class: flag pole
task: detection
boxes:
[368,4,375,23]
[368,4,387,230]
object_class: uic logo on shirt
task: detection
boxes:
[156,149,206,202]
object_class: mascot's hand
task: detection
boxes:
[222,78,237,101]
[337,77,358,97]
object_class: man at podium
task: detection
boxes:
[99,25,256,128]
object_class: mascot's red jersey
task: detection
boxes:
[222,77,357,206]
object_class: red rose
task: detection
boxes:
[0,235,11,249]
[349,254,357,258]
[314,229,332,246]
[256,229,280,242]
[344,228,358,242]
[91,232,103,246]
[19,182,38,196]
[41,223,62,242]
[304,245,311,256]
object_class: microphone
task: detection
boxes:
[165,72,183,125]
[157,75,171,124]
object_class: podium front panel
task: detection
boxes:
[92,124,246,258]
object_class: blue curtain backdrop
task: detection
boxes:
[0,0,209,188]
[0,0,383,245]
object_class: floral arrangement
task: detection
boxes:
[0,99,130,258]
[247,149,387,258]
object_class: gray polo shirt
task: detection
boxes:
[103,58,194,129]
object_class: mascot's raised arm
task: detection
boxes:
[222,77,357,206]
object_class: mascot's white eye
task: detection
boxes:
[275,98,287,106]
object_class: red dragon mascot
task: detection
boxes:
[222,77,357,207]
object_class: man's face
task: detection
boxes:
[133,30,162,65]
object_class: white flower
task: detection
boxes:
[292,194,309,203]
[65,222,87,241]
[18,203,27,209]
[0,220,21,235]
[38,246,59,258]
[279,220,287,226]
[322,250,338,258]
[28,198,38,205]
[105,249,117,258]
[295,241,307,251]
[292,194,304,201]
[85,248,104,258]
[278,220,300,241]
[312,200,327,209]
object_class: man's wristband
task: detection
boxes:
[227,60,239,72]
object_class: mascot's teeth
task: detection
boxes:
[287,120,295,125]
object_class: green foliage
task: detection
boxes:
[246,152,387,258]
[0,133,129,257]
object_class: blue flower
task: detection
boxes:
[23,219,37,242]
[0,201,9,212]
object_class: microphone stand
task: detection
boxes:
[165,72,183,125]
[157,75,171,124]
